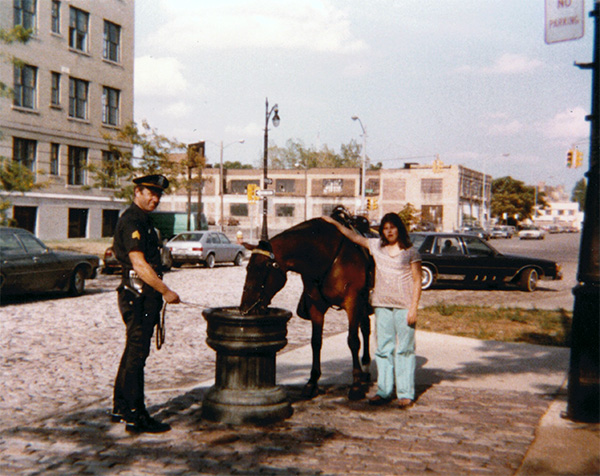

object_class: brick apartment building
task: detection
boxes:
[0,0,133,240]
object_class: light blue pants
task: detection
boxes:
[374,307,416,400]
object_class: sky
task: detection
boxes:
[133,0,596,194]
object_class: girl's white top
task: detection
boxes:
[367,238,421,309]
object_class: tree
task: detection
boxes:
[223,160,253,169]
[490,176,548,222]
[268,138,367,169]
[90,120,185,201]
[571,178,587,212]
[0,25,34,225]
[397,203,420,230]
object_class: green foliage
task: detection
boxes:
[571,178,586,212]
[490,176,548,222]
[223,160,253,169]
[433,301,457,316]
[0,26,33,99]
[0,159,40,225]
[90,120,186,200]
[268,138,365,169]
[397,202,420,230]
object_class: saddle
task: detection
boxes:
[296,206,375,319]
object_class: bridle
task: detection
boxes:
[241,248,287,315]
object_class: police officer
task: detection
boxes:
[111,174,180,433]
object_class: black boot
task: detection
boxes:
[125,409,171,434]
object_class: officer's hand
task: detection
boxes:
[164,289,181,304]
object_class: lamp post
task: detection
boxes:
[352,116,367,214]
[219,139,245,231]
[295,161,309,221]
[261,98,280,241]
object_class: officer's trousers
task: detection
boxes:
[113,287,162,413]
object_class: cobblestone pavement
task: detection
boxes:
[0,263,575,474]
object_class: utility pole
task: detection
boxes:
[567,0,599,423]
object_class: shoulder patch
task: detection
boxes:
[132,230,141,240]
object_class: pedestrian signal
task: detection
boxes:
[247,183,259,203]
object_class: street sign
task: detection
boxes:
[545,0,585,44]
[255,189,275,197]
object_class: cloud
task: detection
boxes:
[135,56,190,96]
[541,107,589,140]
[487,119,524,136]
[456,53,543,75]
[147,0,367,54]
[164,101,194,118]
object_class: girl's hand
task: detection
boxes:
[407,309,417,326]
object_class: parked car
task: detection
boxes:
[456,225,490,240]
[490,225,513,239]
[518,226,546,240]
[102,228,173,274]
[167,231,245,268]
[410,232,562,292]
[0,226,99,296]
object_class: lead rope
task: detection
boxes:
[156,302,166,349]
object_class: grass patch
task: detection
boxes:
[419,303,572,347]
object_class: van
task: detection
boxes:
[149,212,208,241]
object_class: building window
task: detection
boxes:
[69,6,88,52]
[51,0,60,33]
[102,87,120,126]
[101,150,119,188]
[276,204,295,217]
[50,143,59,175]
[230,180,260,194]
[230,203,249,217]
[13,64,37,109]
[102,209,119,237]
[14,0,36,31]
[421,178,443,195]
[366,178,380,195]
[68,208,88,238]
[103,20,121,62]
[50,72,60,106]
[67,146,87,185]
[13,137,37,172]
[276,179,296,193]
[68,77,88,119]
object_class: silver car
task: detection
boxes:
[167,231,245,268]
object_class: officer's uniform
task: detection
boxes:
[111,175,170,432]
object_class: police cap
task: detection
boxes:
[133,174,169,193]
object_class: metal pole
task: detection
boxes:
[261,98,269,241]
[219,141,224,232]
[352,116,367,213]
[567,0,599,423]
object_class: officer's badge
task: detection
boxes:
[132,230,141,240]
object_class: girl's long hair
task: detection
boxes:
[379,213,412,249]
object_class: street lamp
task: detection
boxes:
[351,115,367,213]
[261,98,280,241]
[295,161,308,221]
[219,139,245,231]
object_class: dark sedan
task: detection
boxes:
[410,232,562,292]
[0,227,99,296]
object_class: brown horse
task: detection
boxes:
[239,218,372,400]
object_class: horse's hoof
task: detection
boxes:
[301,383,319,400]
[348,386,366,401]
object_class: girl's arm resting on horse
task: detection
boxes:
[407,260,422,326]
[321,216,369,248]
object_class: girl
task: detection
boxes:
[323,213,422,408]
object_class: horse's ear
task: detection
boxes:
[242,242,256,251]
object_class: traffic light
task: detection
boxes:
[566,149,573,168]
[247,183,258,203]
[366,198,372,210]
[575,150,584,168]
[371,197,378,210]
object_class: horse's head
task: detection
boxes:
[239,240,288,315]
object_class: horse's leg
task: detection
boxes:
[300,306,324,400]
[346,299,368,401]
[360,298,372,379]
